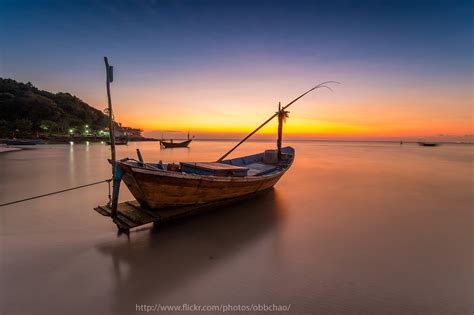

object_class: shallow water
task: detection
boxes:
[0,141,472,314]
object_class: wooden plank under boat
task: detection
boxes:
[117,147,294,209]
[160,138,192,148]
[94,191,271,230]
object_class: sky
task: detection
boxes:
[1,0,472,140]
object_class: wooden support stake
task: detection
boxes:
[136,149,144,164]
[104,56,118,218]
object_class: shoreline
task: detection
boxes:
[3,138,474,145]
[1,136,159,145]
[0,145,22,153]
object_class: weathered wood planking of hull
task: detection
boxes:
[118,146,294,209]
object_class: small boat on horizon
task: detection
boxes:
[418,142,440,147]
[160,138,192,148]
[160,132,193,148]
[3,139,39,145]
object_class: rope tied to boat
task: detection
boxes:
[0,179,112,207]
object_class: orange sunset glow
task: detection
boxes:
[86,64,472,141]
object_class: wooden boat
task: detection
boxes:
[97,57,339,229]
[418,142,439,147]
[3,139,39,145]
[116,147,294,209]
[160,132,193,148]
[160,138,192,148]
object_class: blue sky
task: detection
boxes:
[1,0,472,139]
[2,1,472,73]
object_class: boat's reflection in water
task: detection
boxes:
[96,189,287,313]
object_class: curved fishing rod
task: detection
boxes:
[216,81,340,162]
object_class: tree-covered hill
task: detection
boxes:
[0,78,110,137]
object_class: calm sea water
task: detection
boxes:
[0,141,472,314]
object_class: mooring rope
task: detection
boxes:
[0,179,112,207]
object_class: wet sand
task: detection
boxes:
[0,141,472,314]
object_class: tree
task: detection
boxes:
[39,120,58,134]
[14,119,32,132]
[0,120,9,137]
[0,78,128,137]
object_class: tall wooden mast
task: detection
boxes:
[277,102,285,160]
[217,81,339,162]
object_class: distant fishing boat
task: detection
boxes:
[160,132,193,148]
[3,139,39,145]
[160,139,192,148]
[106,137,128,145]
[418,142,439,147]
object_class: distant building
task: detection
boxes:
[122,127,143,137]
[112,124,142,138]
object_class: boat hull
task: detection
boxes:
[418,142,439,147]
[118,147,294,209]
[160,139,192,148]
[3,139,39,145]
[106,140,128,145]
